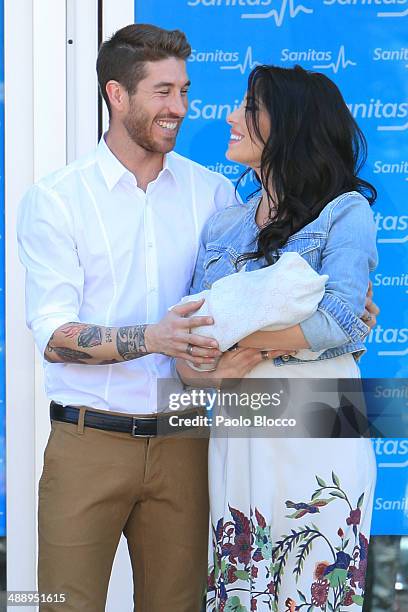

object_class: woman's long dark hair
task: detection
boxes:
[237,64,377,265]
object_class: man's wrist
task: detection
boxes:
[143,324,156,354]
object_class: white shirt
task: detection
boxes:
[17,137,237,414]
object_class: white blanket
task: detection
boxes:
[175,252,328,358]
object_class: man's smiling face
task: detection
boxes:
[123,57,190,154]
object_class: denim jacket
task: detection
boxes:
[190,191,378,365]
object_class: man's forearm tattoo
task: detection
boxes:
[45,323,103,364]
[99,359,120,365]
[60,323,102,348]
[45,322,149,365]
[45,345,92,364]
[116,325,148,361]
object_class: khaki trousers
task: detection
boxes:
[38,412,209,612]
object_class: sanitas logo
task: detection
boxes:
[366,325,408,356]
[373,47,408,64]
[220,47,260,74]
[206,161,241,178]
[346,99,408,131]
[374,212,408,244]
[373,439,408,470]
[373,160,408,179]
[373,272,408,291]
[206,162,251,186]
[373,438,408,457]
[281,46,356,73]
[189,49,240,64]
[189,99,241,120]
[187,0,314,25]
[323,0,408,18]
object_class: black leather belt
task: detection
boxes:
[50,401,205,438]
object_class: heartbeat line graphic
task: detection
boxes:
[379,459,408,468]
[313,46,356,74]
[378,8,408,18]
[378,120,408,132]
[242,0,313,24]
[378,234,408,244]
[220,47,260,74]
[379,346,408,357]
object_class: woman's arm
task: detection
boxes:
[298,196,378,352]
[241,195,378,354]
[239,286,379,350]
[238,325,309,350]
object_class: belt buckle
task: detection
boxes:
[131,417,155,438]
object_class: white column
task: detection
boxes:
[66,0,98,162]
[5,0,37,599]
[6,0,67,608]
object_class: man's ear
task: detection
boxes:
[105,81,128,114]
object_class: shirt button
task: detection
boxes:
[147,242,153,248]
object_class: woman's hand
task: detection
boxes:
[361,280,380,329]
[176,347,268,387]
[212,347,265,379]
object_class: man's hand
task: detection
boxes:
[145,299,222,365]
[45,299,221,366]
[361,280,380,329]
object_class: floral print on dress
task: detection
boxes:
[207,472,369,611]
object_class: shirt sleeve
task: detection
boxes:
[299,195,378,352]
[17,183,84,357]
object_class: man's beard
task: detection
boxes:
[123,103,179,154]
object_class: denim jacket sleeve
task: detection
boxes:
[299,193,378,352]
[189,205,245,295]
[189,217,212,296]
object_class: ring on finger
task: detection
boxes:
[186,343,194,356]
[362,313,372,322]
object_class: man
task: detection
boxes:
[17,23,379,612]
[18,24,237,612]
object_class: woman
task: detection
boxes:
[177,65,378,611]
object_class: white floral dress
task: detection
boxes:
[206,354,376,612]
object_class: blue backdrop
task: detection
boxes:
[0,0,5,538]
[134,1,408,534]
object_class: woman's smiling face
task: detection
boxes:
[225,95,270,171]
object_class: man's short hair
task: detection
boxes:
[97,23,191,115]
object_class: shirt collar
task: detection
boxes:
[96,136,178,191]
